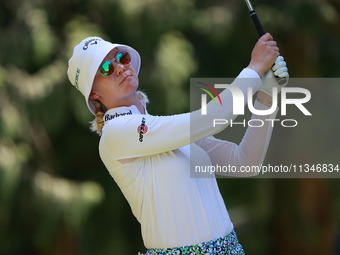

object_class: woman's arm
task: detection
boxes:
[195,99,278,177]
[100,34,280,160]
[99,68,261,159]
[256,91,274,107]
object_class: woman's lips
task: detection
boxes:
[120,75,132,85]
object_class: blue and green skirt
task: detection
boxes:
[140,230,245,255]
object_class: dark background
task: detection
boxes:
[0,0,340,254]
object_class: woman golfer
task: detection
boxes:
[67,33,288,254]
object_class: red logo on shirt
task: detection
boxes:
[137,125,148,134]
[138,117,148,142]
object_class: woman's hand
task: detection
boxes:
[247,33,280,77]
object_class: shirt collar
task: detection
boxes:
[103,100,148,124]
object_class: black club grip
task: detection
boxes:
[250,11,265,37]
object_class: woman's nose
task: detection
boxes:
[114,61,126,75]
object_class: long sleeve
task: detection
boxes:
[100,68,262,160]
[195,100,279,176]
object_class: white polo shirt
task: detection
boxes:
[98,68,278,249]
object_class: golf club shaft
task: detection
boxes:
[245,0,265,37]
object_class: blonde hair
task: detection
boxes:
[90,91,149,136]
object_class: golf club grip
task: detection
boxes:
[250,11,265,37]
[249,11,287,85]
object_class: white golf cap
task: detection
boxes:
[67,36,141,115]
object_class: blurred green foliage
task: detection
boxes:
[0,0,340,254]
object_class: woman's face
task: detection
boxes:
[90,48,139,108]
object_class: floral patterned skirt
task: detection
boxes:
[139,230,245,255]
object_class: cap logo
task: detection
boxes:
[75,68,80,90]
[83,38,101,50]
